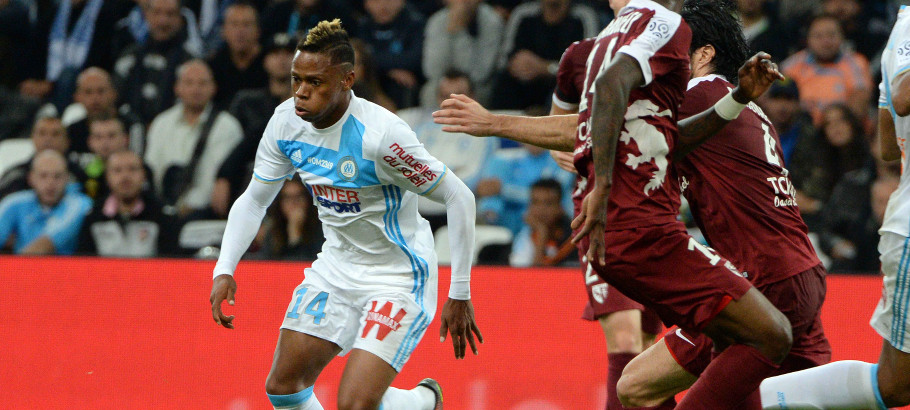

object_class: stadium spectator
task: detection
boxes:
[422,0,505,107]
[509,178,576,267]
[821,0,892,61]
[350,38,397,111]
[79,115,131,200]
[260,0,353,42]
[211,34,296,217]
[144,59,242,218]
[249,178,324,260]
[0,86,41,142]
[397,69,496,231]
[736,0,795,62]
[208,2,267,108]
[791,103,870,230]
[781,13,872,125]
[111,0,206,59]
[113,0,202,125]
[0,0,32,90]
[0,116,86,199]
[491,0,598,110]
[357,0,425,109]
[78,150,178,257]
[475,141,574,235]
[65,67,144,156]
[755,78,816,165]
[0,150,91,255]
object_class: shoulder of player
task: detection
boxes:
[351,97,412,151]
[686,75,732,94]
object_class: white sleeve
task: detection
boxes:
[212,178,282,278]
[252,114,295,183]
[373,120,476,299]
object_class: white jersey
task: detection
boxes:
[254,94,448,283]
[879,5,910,237]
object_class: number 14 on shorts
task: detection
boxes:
[287,287,329,324]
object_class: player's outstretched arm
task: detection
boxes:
[432,94,577,152]
[423,172,484,359]
[572,54,643,266]
[676,52,784,157]
[210,178,283,329]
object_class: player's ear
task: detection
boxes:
[342,66,355,92]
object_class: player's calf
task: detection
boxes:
[616,339,697,408]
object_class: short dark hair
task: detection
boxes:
[681,0,751,82]
[296,19,355,67]
[442,69,473,90]
[88,114,126,134]
[531,178,563,200]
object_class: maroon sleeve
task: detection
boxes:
[553,39,594,109]
[679,78,732,119]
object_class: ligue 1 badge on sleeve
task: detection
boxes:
[338,156,358,182]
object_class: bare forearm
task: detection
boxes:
[676,88,750,158]
[494,114,577,151]
[21,236,55,255]
[590,85,623,191]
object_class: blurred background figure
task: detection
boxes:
[397,69,496,231]
[357,0,425,109]
[422,0,504,107]
[509,178,576,267]
[79,115,131,200]
[65,67,143,156]
[249,177,324,261]
[350,38,397,111]
[0,150,91,255]
[144,59,241,219]
[0,116,85,199]
[208,2,267,108]
[755,79,815,166]
[78,150,177,258]
[491,0,598,110]
[261,0,353,42]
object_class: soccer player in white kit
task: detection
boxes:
[759,7,910,410]
[209,20,481,410]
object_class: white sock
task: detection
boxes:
[759,360,887,410]
[267,386,324,410]
[379,385,436,410]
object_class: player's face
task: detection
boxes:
[28,156,68,207]
[88,121,129,160]
[31,118,68,153]
[291,51,355,128]
[106,152,145,201]
[74,74,116,117]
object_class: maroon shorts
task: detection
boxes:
[581,260,663,335]
[591,222,753,333]
[664,264,831,376]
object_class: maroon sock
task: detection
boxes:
[607,353,637,410]
[676,344,778,410]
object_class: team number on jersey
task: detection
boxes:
[287,287,329,324]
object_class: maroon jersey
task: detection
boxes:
[553,38,595,111]
[573,0,692,231]
[676,75,821,288]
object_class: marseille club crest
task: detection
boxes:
[338,156,358,182]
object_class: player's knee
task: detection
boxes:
[879,375,910,407]
[265,375,303,396]
[765,311,793,363]
[608,328,643,353]
[337,393,381,410]
[616,371,658,408]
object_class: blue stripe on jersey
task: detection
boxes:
[253,172,291,183]
[419,166,448,196]
[276,116,379,188]
[381,185,430,368]
[892,235,909,347]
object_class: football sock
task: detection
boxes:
[676,344,778,410]
[267,386,323,410]
[380,386,435,410]
[607,353,637,410]
[759,360,887,410]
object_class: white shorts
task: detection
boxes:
[280,253,438,372]
[871,231,910,353]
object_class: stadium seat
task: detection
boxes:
[178,220,227,250]
[0,138,35,177]
[434,225,514,265]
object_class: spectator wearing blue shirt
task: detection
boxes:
[475,143,574,235]
[0,150,92,255]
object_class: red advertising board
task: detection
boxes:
[0,257,895,409]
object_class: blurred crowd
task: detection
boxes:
[0,0,903,273]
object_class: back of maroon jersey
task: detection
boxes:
[574,0,692,231]
[677,75,821,287]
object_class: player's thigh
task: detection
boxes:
[266,329,343,392]
[878,340,910,406]
[351,291,432,372]
[701,287,792,362]
[337,349,399,409]
[759,265,831,369]
[871,232,910,355]
[617,337,699,407]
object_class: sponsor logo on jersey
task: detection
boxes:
[307,156,333,170]
[361,300,407,341]
[312,185,361,213]
[384,143,439,188]
[337,156,358,182]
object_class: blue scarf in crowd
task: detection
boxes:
[46,0,104,81]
